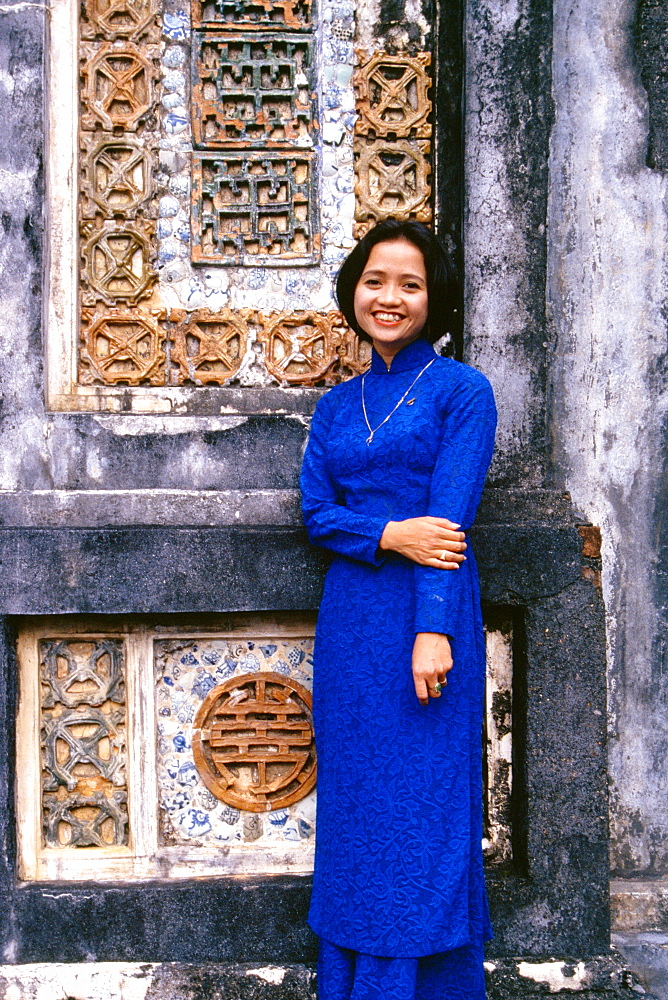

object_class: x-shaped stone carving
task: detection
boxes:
[354,51,432,139]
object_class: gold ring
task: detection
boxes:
[440,550,448,561]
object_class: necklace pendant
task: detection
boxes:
[366,433,374,446]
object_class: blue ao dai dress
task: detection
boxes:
[300,337,497,1000]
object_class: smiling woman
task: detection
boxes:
[300,219,498,1000]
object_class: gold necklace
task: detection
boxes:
[361,358,436,445]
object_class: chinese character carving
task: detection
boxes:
[192,33,316,148]
[80,308,166,385]
[192,151,318,264]
[81,221,157,304]
[80,0,160,41]
[259,310,347,385]
[192,672,316,812]
[80,136,155,219]
[80,43,159,131]
[192,0,312,31]
[43,791,129,848]
[354,138,432,237]
[170,310,249,384]
[41,639,125,709]
[354,51,432,140]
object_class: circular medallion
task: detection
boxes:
[192,672,316,813]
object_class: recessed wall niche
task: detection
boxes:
[15,613,513,882]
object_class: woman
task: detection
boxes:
[300,218,497,1000]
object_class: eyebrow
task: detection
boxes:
[361,268,426,282]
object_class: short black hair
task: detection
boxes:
[335,219,458,344]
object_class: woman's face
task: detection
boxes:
[353,238,429,362]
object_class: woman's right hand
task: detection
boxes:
[379,517,467,569]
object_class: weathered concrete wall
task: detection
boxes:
[464,0,553,487]
[548,0,668,875]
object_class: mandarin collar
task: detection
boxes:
[369,337,436,375]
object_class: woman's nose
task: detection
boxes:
[377,283,401,304]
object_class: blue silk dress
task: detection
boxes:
[300,337,497,1000]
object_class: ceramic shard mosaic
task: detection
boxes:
[40,639,129,849]
[191,33,316,147]
[155,636,316,847]
[73,0,434,389]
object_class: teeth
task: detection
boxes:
[375,312,402,321]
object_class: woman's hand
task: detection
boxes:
[412,632,453,705]
[379,516,467,569]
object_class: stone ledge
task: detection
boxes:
[0,958,652,1000]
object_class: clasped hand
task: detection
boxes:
[379,516,463,705]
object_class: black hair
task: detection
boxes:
[335,218,458,344]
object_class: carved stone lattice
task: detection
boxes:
[170,310,249,384]
[80,43,159,131]
[192,151,318,264]
[42,707,126,792]
[192,33,316,148]
[41,639,125,709]
[80,308,166,385]
[43,791,129,848]
[354,51,432,140]
[81,221,156,304]
[80,0,160,41]
[259,310,347,385]
[80,135,155,219]
[354,138,431,237]
[192,0,312,31]
[192,672,316,812]
[39,637,128,850]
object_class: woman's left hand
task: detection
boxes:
[412,632,453,705]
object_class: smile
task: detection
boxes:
[373,312,404,323]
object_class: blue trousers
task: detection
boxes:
[318,938,487,1000]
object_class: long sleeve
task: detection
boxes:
[414,374,497,638]
[300,391,389,566]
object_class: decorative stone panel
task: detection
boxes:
[81,221,157,304]
[79,135,156,219]
[39,638,129,850]
[191,33,316,148]
[258,310,347,385]
[353,138,432,237]
[192,673,316,812]
[191,151,318,264]
[352,49,433,236]
[80,43,161,132]
[155,631,316,850]
[80,0,161,42]
[354,51,432,140]
[169,309,249,384]
[192,0,312,31]
[79,307,166,385]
